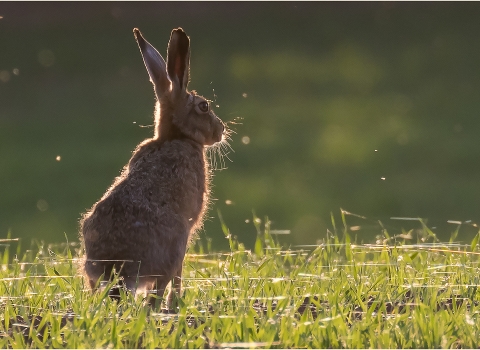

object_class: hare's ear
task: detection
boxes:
[133,28,171,97]
[166,28,190,100]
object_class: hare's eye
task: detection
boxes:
[198,101,209,113]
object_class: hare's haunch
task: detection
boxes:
[80,28,226,309]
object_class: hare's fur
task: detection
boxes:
[80,28,225,308]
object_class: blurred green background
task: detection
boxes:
[2,2,480,249]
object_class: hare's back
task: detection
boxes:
[129,139,207,215]
[83,186,188,265]
[83,139,205,258]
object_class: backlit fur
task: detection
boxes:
[80,27,226,309]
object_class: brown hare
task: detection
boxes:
[80,27,226,309]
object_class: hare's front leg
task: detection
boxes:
[167,265,183,310]
[147,277,169,309]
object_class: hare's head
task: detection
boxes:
[133,28,225,146]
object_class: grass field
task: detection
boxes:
[1,212,480,348]
[4,3,480,247]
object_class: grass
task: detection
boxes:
[5,3,480,246]
[2,211,480,348]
